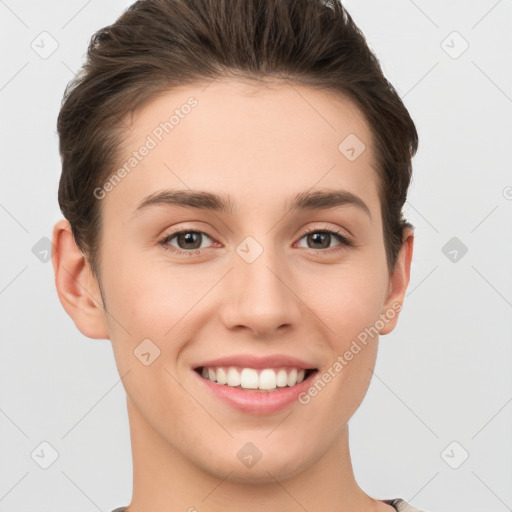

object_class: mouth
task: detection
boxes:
[194,365,319,392]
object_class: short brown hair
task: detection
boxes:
[57,0,418,277]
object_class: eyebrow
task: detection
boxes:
[131,188,372,220]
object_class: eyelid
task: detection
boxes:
[299,222,352,240]
[158,221,217,242]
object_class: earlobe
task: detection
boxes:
[51,219,109,340]
[379,228,414,335]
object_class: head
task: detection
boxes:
[53,0,417,484]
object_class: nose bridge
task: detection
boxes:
[220,233,301,336]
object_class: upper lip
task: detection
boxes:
[193,354,317,370]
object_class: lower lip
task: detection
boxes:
[192,369,317,415]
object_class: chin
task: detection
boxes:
[197,448,310,484]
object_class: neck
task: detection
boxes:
[126,399,384,512]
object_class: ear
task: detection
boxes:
[378,227,414,335]
[51,219,109,339]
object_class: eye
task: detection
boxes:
[158,226,353,257]
[296,227,352,253]
[159,230,215,254]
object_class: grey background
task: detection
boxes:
[1,1,511,511]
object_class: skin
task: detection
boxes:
[52,78,413,512]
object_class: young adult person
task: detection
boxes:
[52,1,426,510]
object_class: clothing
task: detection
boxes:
[112,497,427,512]
[384,498,428,511]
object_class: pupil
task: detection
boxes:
[179,232,201,249]
[310,233,329,249]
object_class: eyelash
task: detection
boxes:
[158,226,353,257]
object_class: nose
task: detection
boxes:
[218,242,303,338]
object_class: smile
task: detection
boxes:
[195,366,317,392]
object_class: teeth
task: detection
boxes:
[259,369,277,390]
[276,369,288,387]
[240,368,259,389]
[227,367,241,387]
[198,366,312,390]
[216,367,227,385]
[287,368,297,386]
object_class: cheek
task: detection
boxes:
[100,244,188,332]
[297,275,386,430]
[301,254,389,408]
[305,263,388,341]
[100,248,224,384]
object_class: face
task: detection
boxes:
[79,79,410,482]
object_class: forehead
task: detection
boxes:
[102,79,380,222]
